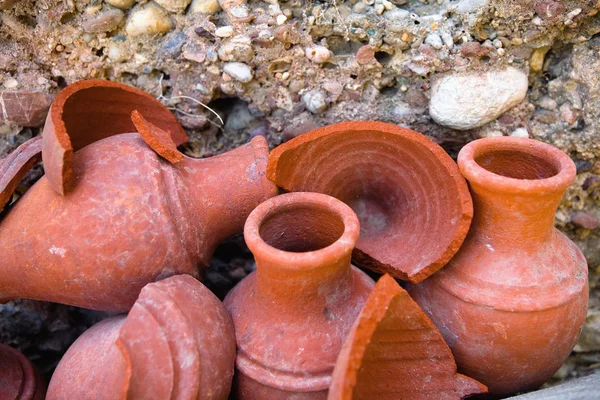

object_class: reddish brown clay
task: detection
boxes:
[0,97,277,311]
[267,121,473,283]
[47,275,236,400]
[328,274,487,400]
[224,192,376,399]
[0,136,42,209]
[41,79,188,195]
[408,137,589,398]
[0,343,45,400]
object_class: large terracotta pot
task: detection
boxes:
[224,192,375,399]
[0,344,45,400]
[267,121,473,283]
[408,137,589,398]
[329,274,487,400]
[47,275,236,400]
[0,80,277,312]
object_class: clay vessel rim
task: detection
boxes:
[47,79,187,150]
[0,343,37,398]
[458,137,576,195]
[244,192,360,270]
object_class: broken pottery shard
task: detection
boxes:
[0,343,46,400]
[131,110,184,163]
[328,274,487,400]
[267,121,473,283]
[0,91,53,127]
[47,275,236,400]
[0,136,41,210]
[41,79,188,195]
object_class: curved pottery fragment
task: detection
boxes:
[47,275,236,400]
[267,121,473,283]
[408,137,589,398]
[0,343,45,400]
[328,274,487,400]
[0,107,277,311]
[0,136,42,210]
[41,79,188,195]
[225,192,375,399]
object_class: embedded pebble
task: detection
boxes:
[429,67,528,130]
[105,0,136,9]
[223,62,253,82]
[154,0,192,13]
[0,91,53,126]
[355,45,375,65]
[218,36,254,62]
[442,33,454,49]
[510,128,529,138]
[125,2,173,37]
[215,26,234,37]
[305,45,332,64]
[82,9,124,33]
[571,212,600,230]
[189,0,220,13]
[455,0,489,13]
[424,34,443,50]
[302,90,328,113]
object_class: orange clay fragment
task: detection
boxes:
[41,79,187,195]
[131,110,184,164]
[0,136,42,210]
[329,274,487,400]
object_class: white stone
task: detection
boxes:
[125,2,173,37]
[511,128,529,138]
[189,0,221,14]
[425,34,443,50]
[154,0,191,12]
[383,8,409,20]
[215,26,234,37]
[105,0,136,10]
[455,0,489,13]
[223,62,253,82]
[429,67,528,130]
[305,45,332,63]
[442,32,454,49]
[302,90,328,114]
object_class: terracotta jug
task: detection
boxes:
[0,80,278,312]
[408,137,589,398]
[0,344,45,400]
[224,192,375,399]
[329,274,487,400]
[47,275,236,400]
[267,121,473,283]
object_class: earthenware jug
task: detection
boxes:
[224,192,375,399]
[329,274,487,400]
[408,137,589,398]
[0,80,278,312]
[267,121,473,283]
[47,275,236,400]
[0,344,45,400]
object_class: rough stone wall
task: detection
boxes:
[1,0,599,386]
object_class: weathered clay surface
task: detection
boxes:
[225,192,375,399]
[0,133,277,312]
[0,343,45,400]
[47,275,236,400]
[329,274,487,400]
[0,136,41,209]
[408,137,589,398]
[267,121,473,283]
[1,0,599,387]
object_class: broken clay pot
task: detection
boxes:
[224,192,375,399]
[267,121,473,283]
[408,137,589,398]
[47,275,236,400]
[0,81,277,312]
[328,274,487,400]
[0,343,45,400]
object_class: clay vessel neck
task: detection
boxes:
[458,137,576,252]
[245,193,360,311]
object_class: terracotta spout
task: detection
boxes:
[47,275,236,400]
[0,132,276,311]
[225,192,375,399]
[0,343,45,400]
[266,121,473,283]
